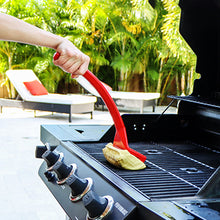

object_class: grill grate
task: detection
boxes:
[77,141,220,200]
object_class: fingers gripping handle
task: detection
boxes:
[53,52,146,162]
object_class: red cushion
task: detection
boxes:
[23,80,48,96]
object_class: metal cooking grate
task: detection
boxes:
[77,141,220,200]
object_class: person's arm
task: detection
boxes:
[0,13,89,76]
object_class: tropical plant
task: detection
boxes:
[158,0,198,102]
[0,0,198,103]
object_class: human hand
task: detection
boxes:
[53,39,90,78]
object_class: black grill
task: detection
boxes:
[37,1,220,219]
[77,141,219,200]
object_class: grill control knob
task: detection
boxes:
[35,145,47,158]
[52,161,77,185]
[44,170,55,182]
[83,191,114,219]
[42,150,63,170]
[66,174,93,202]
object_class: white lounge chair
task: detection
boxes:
[76,76,160,113]
[0,70,97,122]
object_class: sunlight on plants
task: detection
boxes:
[0,0,198,103]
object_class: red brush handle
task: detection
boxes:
[54,52,146,162]
[53,52,60,61]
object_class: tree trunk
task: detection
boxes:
[181,71,185,96]
[156,59,164,93]
[156,72,163,93]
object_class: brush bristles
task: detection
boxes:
[102,143,146,170]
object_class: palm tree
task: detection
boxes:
[107,0,156,91]
[0,0,44,97]
[160,0,197,99]
[63,0,110,74]
[0,0,198,102]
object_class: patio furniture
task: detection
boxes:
[76,76,160,113]
[0,70,97,122]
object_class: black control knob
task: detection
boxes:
[35,145,47,158]
[44,171,55,182]
[83,191,114,219]
[53,161,72,180]
[42,150,60,169]
[66,174,93,202]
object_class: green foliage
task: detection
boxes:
[0,0,198,102]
